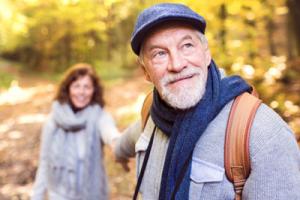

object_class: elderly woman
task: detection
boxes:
[31,63,120,200]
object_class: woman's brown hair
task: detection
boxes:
[55,63,105,107]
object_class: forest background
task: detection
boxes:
[0,0,299,199]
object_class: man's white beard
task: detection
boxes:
[159,67,207,110]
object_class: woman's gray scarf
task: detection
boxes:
[47,101,107,199]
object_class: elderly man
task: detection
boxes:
[115,3,300,200]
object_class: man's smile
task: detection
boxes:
[167,73,198,86]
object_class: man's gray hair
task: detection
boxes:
[138,31,208,66]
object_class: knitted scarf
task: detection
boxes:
[48,102,107,200]
[150,61,251,200]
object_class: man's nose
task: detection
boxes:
[168,50,187,72]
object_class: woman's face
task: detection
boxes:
[69,75,94,109]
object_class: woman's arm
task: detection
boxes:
[98,110,142,170]
[98,110,121,147]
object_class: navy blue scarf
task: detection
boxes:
[150,61,251,200]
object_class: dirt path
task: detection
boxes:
[0,71,150,200]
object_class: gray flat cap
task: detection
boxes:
[131,3,206,55]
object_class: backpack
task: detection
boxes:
[140,91,262,200]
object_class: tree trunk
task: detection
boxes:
[266,18,277,56]
[287,0,300,58]
[219,4,227,53]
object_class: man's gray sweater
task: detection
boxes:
[115,101,300,199]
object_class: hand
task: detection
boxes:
[116,157,130,172]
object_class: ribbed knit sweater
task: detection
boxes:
[115,101,300,199]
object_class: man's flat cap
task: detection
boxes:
[131,3,206,55]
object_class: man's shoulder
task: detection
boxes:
[253,103,291,130]
[251,102,294,143]
[249,103,296,157]
[194,100,295,160]
[210,99,293,141]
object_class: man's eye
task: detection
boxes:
[154,51,166,58]
[183,43,193,48]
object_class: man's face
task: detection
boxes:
[141,23,211,109]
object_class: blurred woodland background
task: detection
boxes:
[0,0,299,199]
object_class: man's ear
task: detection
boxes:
[205,48,212,67]
[138,59,152,82]
[142,66,152,82]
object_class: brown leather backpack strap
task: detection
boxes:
[141,91,153,130]
[224,92,262,200]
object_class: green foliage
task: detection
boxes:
[0,71,15,89]
[94,59,132,81]
[0,59,20,89]
[0,0,289,71]
[0,0,137,72]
